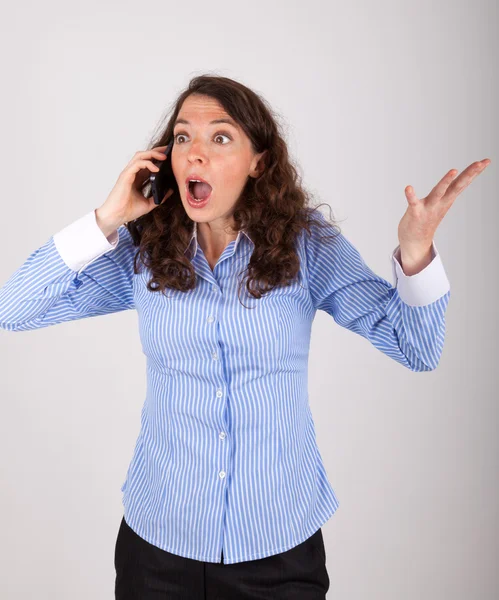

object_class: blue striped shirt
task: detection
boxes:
[0,208,451,564]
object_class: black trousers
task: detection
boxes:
[115,515,330,599]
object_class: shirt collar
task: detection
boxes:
[184,220,254,258]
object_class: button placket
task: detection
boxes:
[210,287,226,483]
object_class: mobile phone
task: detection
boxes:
[141,139,176,205]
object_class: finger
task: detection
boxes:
[404,185,420,207]
[446,160,489,199]
[426,169,459,204]
[127,150,166,170]
[122,159,160,185]
[129,159,160,173]
[138,149,167,159]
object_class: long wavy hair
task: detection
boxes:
[125,74,342,303]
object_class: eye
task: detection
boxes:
[214,133,231,144]
[174,133,187,144]
[173,131,232,145]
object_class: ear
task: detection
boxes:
[250,150,267,178]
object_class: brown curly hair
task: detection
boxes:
[125,74,343,304]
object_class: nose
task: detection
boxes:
[187,139,208,163]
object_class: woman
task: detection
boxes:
[0,74,489,599]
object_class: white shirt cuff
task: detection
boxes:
[53,209,119,273]
[390,241,450,306]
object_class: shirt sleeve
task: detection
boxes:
[304,211,451,371]
[0,209,136,332]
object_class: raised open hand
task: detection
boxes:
[397,158,492,274]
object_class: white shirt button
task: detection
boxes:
[219,471,226,479]
[216,389,223,398]
[219,432,226,440]
[212,351,218,360]
[207,315,215,323]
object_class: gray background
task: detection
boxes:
[0,0,497,598]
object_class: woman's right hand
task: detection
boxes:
[95,145,175,236]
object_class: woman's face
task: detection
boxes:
[171,94,265,230]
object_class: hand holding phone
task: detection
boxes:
[95,142,176,232]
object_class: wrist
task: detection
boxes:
[95,207,124,238]
[399,243,434,276]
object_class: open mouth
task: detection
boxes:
[187,180,212,200]
[186,179,213,207]
[186,180,213,207]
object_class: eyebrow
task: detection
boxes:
[174,117,239,129]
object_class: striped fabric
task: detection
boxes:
[0,208,451,564]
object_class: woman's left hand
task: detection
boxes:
[397,158,491,274]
